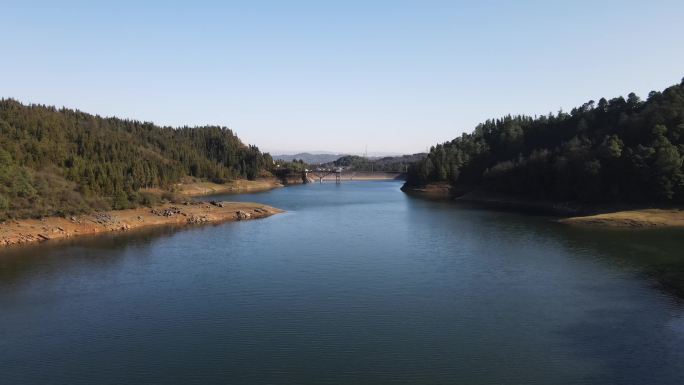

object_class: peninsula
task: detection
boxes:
[0,200,282,247]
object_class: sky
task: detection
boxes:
[2,1,683,155]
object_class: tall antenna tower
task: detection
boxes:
[365,145,373,173]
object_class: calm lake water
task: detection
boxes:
[2,181,684,385]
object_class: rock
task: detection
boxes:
[187,215,209,224]
[94,212,114,224]
[150,207,182,217]
[236,210,251,220]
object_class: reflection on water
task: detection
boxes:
[0,224,223,288]
[1,181,683,385]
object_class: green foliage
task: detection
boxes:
[271,159,308,182]
[0,194,8,211]
[0,100,272,219]
[407,79,684,203]
[276,153,425,174]
[137,191,161,207]
[326,153,426,172]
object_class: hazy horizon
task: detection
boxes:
[2,1,683,154]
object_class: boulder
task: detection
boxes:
[236,210,251,220]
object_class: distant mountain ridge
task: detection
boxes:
[273,152,427,170]
[272,151,413,165]
[272,153,349,164]
[324,153,427,172]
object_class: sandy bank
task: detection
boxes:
[175,179,282,196]
[401,183,453,196]
[560,209,684,228]
[0,201,283,248]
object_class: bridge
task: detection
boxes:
[306,169,405,183]
[307,168,342,183]
[274,168,406,185]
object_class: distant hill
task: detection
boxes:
[273,153,350,164]
[0,99,273,219]
[324,153,427,172]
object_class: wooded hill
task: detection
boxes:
[0,99,272,219]
[327,153,426,172]
[406,78,684,204]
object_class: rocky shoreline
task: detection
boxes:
[560,209,684,228]
[0,201,283,248]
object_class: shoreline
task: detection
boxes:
[400,182,453,197]
[0,201,283,248]
[402,183,684,228]
[319,176,404,181]
[312,172,405,182]
[560,209,684,228]
[174,178,283,196]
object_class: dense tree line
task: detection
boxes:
[406,79,684,203]
[328,154,426,172]
[0,99,272,219]
[271,159,308,182]
[274,159,307,172]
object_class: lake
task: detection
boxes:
[1,181,684,384]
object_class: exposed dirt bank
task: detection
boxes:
[0,201,282,248]
[560,209,684,228]
[175,179,283,196]
[400,183,453,197]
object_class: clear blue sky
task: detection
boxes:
[2,1,683,154]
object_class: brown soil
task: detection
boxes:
[560,209,684,228]
[0,201,283,248]
[174,179,283,196]
[400,183,453,196]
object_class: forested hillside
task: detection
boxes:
[327,153,426,172]
[406,79,684,204]
[0,99,272,219]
